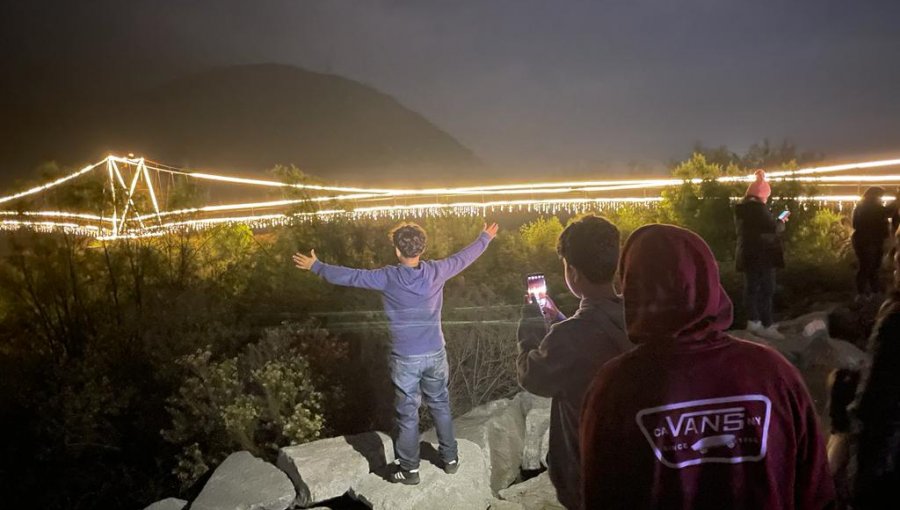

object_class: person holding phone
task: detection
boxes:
[734,169,787,340]
[516,214,630,509]
[293,221,499,485]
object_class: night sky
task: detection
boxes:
[2,0,899,174]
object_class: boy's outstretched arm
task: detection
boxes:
[293,249,388,290]
[433,222,499,282]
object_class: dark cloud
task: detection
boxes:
[2,0,899,173]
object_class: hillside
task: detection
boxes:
[0,64,481,185]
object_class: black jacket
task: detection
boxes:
[516,296,629,510]
[734,199,785,271]
[851,292,900,509]
[852,200,890,244]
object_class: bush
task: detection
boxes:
[162,324,327,489]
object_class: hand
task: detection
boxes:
[292,249,318,271]
[483,222,499,239]
[541,295,564,322]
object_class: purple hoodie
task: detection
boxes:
[311,232,492,356]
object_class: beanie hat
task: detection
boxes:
[746,169,771,201]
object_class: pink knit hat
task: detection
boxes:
[746,169,771,201]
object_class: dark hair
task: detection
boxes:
[827,368,860,434]
[863,186,885,201]
[556,215,620,284]
[389,222,427,258]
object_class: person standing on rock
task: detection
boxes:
[735,169,788,340]
[293,221,499,485]
[851,186,890,303]
[849,248,900,509]
[516,214,630,510]
[580,224,835,509]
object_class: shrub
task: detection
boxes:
[162,325,327,489]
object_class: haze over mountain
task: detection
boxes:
[0,64,481,186]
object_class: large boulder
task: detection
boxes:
[143,498,187,510]
[489,499,525,510]
[423,398,526,493]
[497,471,564,510]
[191,451,295,510]
[514,391,551,416]
[731,312,869,423]
[349,438,493,510]
[277,431,393,506]
[539,429,550,469]
[521,407,551,470]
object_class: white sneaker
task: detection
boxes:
[746,320,764,333]
[758,325,785,341]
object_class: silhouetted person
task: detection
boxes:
[580,224,835,509]
[735,169,788,340]
[294,222,499,485]
[516,215,630,509]
[850,249,900,509]
[852,186,890,302]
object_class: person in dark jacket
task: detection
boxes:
[734,169,788,340]
[850,249,900,509]
[580,224,835,510]
[887,188,900,237]
[516,214,630,510]
[851,186,890,302]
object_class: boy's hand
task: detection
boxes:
[292,249,318,271]
[483,222,499,239]
[541,295,565,323]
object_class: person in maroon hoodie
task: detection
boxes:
[580,224,835,510]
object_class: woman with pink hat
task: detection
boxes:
[734,169,788,340]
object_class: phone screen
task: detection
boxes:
[526,273,548,308]
[778,210,791,220]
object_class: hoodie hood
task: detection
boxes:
[618,224,733,345]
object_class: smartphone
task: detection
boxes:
[778,210,791,221]
[526,273,548,308]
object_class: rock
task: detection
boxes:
[539,428,550,469]
[349,438,493,510]
[777,311,832,339]
[800,336,869,419]
[497,471,564,510]
[191,451,295,510]
[522,407,551,470]
[277,431,393,506]
[143,497,187,510]
[514,391,551,417]
[423,398,526,493]
[489,498,525,510]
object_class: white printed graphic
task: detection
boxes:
[635,395,772,469]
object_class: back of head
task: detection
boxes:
[862,186,885,202]
[618,224,733,344]
[389,222,427,258]
[556,215,620,284]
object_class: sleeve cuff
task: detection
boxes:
[311,259,323,274]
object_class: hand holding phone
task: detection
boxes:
[778,209,791,222]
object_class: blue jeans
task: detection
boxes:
[390,348,457,470]
[745,266,776,327]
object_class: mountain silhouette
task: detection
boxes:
[0,64,481,186]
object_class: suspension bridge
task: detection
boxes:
[1,154,899,240]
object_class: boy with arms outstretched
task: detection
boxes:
[293,221,498,484]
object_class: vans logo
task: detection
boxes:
[635,395,771,469]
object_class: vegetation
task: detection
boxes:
[0,141,859,508]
